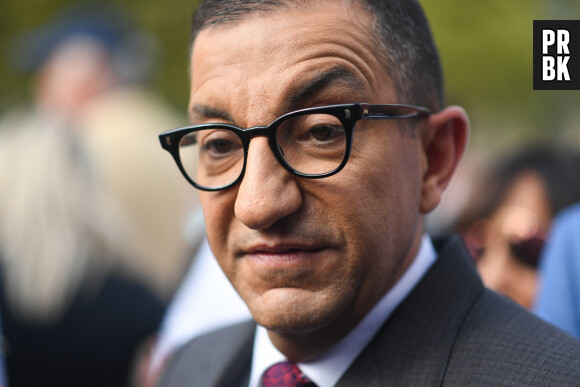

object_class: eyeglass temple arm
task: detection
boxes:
[359,103,432,119]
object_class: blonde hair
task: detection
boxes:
[0,117,132,322]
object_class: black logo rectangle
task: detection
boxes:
[533,20,580,90]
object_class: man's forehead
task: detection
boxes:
[190,2,381,84]
[188,0,400,125]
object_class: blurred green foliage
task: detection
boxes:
[0,0,579,152]
[422,0,580,150]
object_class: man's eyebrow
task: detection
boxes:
[288,66,365,110]
[190,104,234,124]
[189,67,364,123]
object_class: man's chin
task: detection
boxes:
[259,318,328,336]
[249,287,344,336]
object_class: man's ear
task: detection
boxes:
[419,105,469,214]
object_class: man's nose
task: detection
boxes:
[234,137,302,230]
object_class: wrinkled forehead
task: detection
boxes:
[189,1,396,122]
[190,0,381,67]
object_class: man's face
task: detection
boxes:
[191,1,430,348]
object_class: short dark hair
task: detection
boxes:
[191,0,444,109]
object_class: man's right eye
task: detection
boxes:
[199,130,243,159]
[304,124,345,143]
[204,139,234,155]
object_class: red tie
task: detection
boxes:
[261,361,317,387]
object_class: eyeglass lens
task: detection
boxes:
[178,112,348,189]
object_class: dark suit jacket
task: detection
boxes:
[159,235,580,386]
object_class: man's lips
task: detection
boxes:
[239,243,328,265]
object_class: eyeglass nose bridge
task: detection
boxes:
[235,122,297,182]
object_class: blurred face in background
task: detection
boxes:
[36,36,115,118]
[464,171,551,309]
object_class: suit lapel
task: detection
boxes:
[337,235,484,386]
[159,320,255,387]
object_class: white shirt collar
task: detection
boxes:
[248,234,437,387]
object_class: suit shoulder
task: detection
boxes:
[159,320,255,387]
[446,288,580,386]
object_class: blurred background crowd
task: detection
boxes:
[0,0,579,386]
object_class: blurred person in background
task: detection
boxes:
[3,2,194,298]
[0,117,164,387]
[535,203,580,338]
[455,145,580,309]
[0,3,194,386]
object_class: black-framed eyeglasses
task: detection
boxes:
[159,103,432,191]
